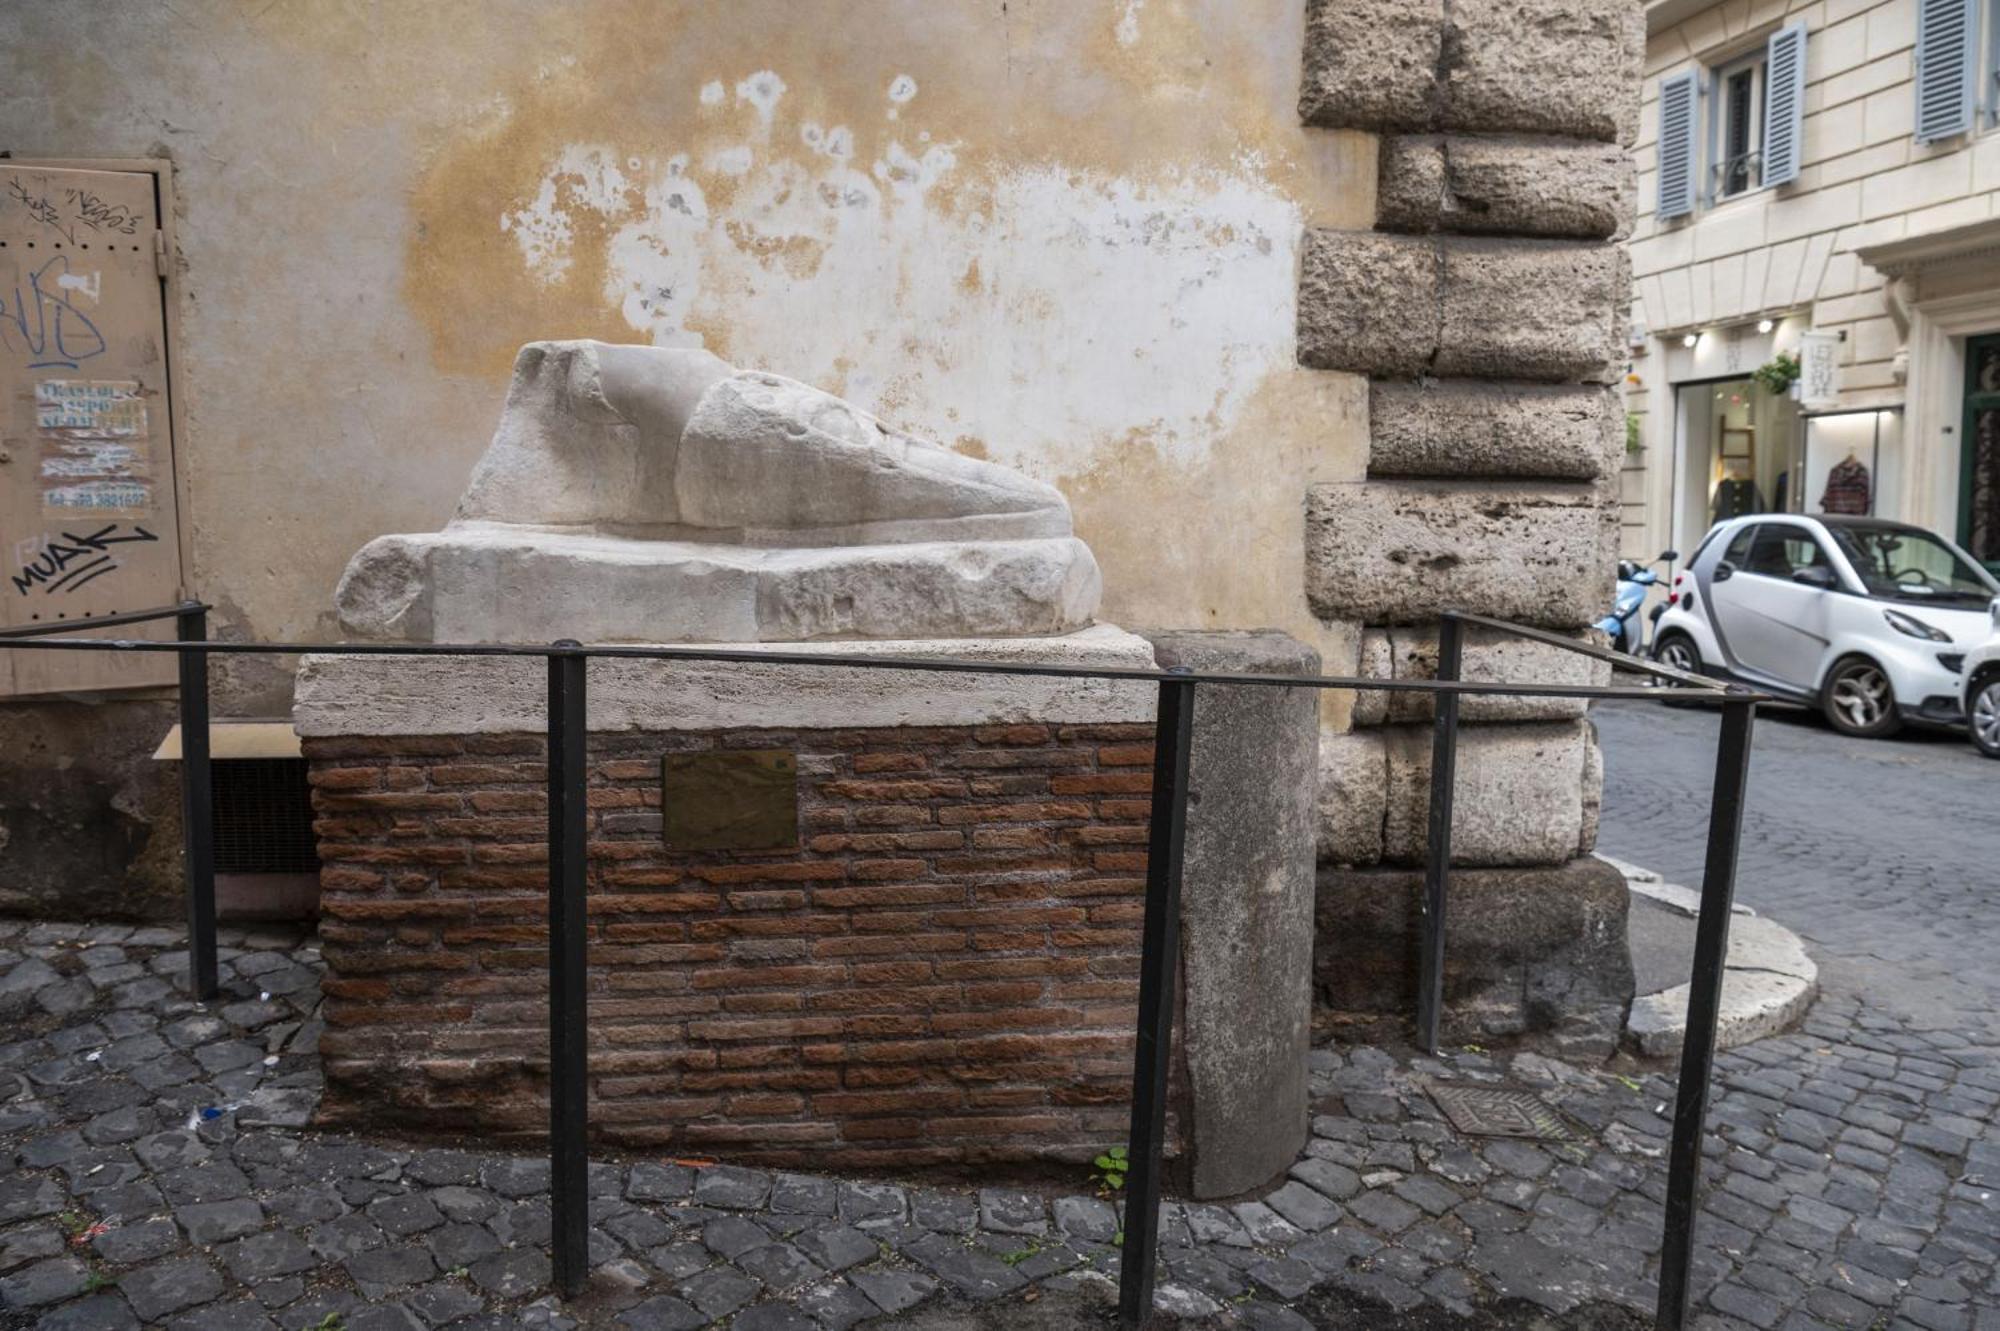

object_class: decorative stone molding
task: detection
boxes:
[1369,380,1621,481]
[1376,136,1632,240]
[1300,0,1643,144]
[1299,231,1625,382]
[1304,480,1615,628]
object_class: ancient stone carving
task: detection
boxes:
[335,341,1102,642]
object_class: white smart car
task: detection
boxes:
[1964,599,2000,758]
[1651,515,2000,738]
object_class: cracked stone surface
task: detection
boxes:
[2,703,1998,1327]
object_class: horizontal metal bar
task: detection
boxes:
[0,634,1770,703]
[1441,610,1719,691]
[0,601,206,640]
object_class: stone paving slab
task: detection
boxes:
[0,917,1995,1329]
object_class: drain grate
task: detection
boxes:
[1428,1084,1573,1141]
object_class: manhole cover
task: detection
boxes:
[1429,1084,1573,1141]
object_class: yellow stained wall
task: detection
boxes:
[0,0,1373,708]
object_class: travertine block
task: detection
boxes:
[1377,136,1632,240]
[1305,480,1615,627]
[1347,624,1610,725]
[1297,0,1443,132]
[1442,0,1644,143]
[1369,381,1620,481]
[1317,720,1597,867]
[1301,0,1643,145]
[1435,238,1626,382]
[1299,232,1623,383]
[1297,231,1440,378]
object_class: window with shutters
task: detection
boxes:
[1711,50,1767,200]
[1916,0,1976,143]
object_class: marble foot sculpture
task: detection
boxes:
[335,341,1103,643]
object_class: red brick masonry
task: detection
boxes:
[307,723,1156,1173]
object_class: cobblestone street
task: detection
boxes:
[0,699,1995,1329]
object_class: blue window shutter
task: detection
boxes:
[1915,0,1976,143]
[1763,23,1808,186]
[1657,71,1700,219]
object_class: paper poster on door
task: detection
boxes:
[33,378,153,515]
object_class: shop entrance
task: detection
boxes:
[1960,333,2000,573]
[1670,374,1801,555]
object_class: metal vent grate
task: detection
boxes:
[211,758,320,874]
[1429,1084,1573,1141]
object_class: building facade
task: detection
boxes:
[1625,0,2000,573]
[0,0,1636,1023]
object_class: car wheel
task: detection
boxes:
[1822,657,1902,738]
[1970,674,2000,759]
[1653,632,1700,674]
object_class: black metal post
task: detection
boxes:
[547,645,590,1298]
[1416,615,1464,1055]
[1117,672,1197,1330]
[1656,695,1757,1330]
[176,604,217,1001]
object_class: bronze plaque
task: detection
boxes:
[662,749,798,852]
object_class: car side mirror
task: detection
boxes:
[1658,549,1679,562]
[1713,561,1734,582]
[1792,566,1836,589]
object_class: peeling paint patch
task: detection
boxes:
[503,114,1303,472]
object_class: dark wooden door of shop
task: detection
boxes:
[1961,333,2000,574]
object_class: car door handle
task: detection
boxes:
[1713,561,1735,582]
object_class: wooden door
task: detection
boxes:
[0,165,183,695]
[1962,333,2000,575]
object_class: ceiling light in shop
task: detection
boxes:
[1683,333,1699,348]
[1757,319,1775,334]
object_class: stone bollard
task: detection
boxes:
[1142,630,1320,1200]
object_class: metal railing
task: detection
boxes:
[0,602,1764,1331]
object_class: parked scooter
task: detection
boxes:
[1596,550,1678,657]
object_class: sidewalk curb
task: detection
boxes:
[1596,854,1820,1057]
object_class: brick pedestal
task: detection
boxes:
[308,721,1155,1172]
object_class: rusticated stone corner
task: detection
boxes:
[1369,380,1621,480]
[1377,136,1633,240]
[1300,231,1624,383]
[1305,479,1615,628]
[1298,0,1444,132]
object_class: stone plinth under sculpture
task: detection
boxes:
[295,342,1314,1191]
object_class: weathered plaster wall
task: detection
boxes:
[0,0,1374,718]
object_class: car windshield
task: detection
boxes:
[1826,526,1999,605]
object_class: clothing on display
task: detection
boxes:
[1712,476,1764,521]
[1819,456,1871,515]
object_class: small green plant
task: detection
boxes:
[1752,350,1800,396]
[999,1243,1043,1266]
[1090,1145,1129,1194]
[303,1314,346,1331]
[1625,412,1643,455]
[81,1272,114,1294]
[1613,1073,1643,1093]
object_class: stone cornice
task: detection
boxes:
[1855,218,2000,277]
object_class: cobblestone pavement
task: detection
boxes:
[0,699,1995,1329]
